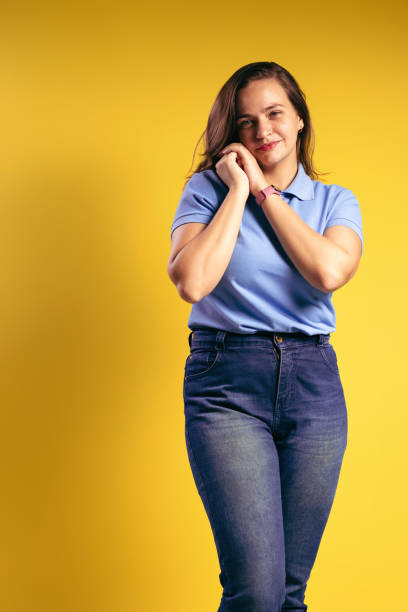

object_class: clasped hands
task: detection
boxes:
[216,142,271,200]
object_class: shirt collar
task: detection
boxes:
[281,161,315,200]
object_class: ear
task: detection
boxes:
[298,117,304,130]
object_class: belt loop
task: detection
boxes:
[215,330,227,351]
[317,333,328,345]
[188,331,194,348]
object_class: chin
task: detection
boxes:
[258,152,282,164]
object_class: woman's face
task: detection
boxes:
[235,78,304,170]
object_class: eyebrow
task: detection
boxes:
[237,104,285,119]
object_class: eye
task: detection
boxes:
[238,111,281,128]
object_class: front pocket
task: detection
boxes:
[318,343,339,375]
[184,349,221,381]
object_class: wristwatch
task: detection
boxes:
[255,184,283,206]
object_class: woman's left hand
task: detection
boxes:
[218,143,269,198]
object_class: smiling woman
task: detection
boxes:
[183,60,324,186]
[168,61,364,612]
[235,80,303,178]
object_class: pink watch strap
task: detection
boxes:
[255,184,283,206]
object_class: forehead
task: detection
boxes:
[236,78,289,112]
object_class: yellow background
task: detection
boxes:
[1,1,407,611]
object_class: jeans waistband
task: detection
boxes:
[188,328,331,350]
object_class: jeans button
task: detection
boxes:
[275,335,283,343]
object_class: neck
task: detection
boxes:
[261,156,299,191]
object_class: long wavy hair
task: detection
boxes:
[183,61,330,190]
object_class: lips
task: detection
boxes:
[257,140,281,151]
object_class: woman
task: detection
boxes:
[167,61,363,612]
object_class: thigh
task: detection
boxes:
[183,346,286,596]
[276,341,348,607]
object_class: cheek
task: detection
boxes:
[239,134,254,150]
[238,130,250,143]
[281,120,297,135]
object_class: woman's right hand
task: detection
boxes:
[215,151,249,194]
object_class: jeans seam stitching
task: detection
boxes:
[318,345,339,374]
[185,350,222,381]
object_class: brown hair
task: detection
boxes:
[183,61,330,190]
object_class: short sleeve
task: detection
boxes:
[324,187,364,256]
[170,170,223,239]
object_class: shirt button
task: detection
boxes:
[275,335,283,343]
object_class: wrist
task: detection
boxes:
[230,181,250,197]
[255,184,284,207]
[259,192,282,211]
[253,183,270,199]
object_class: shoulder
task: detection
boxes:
[311,179,359,203]
[186,168,226,191]
[185,167,228,199]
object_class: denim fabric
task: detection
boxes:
[183,328,348,612]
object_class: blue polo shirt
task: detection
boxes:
[170,161,364,335]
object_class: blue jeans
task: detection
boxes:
[183,329,348,612]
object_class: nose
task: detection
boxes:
[255,117,272,140]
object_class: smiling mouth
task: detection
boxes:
[257,141,282,151]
